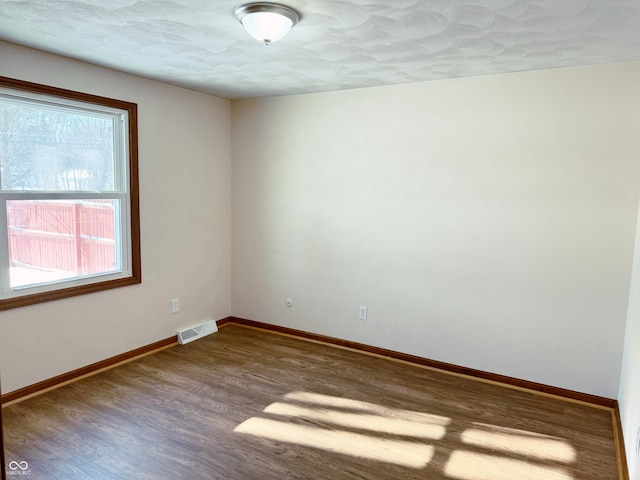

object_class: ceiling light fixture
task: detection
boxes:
[234,2,300,45]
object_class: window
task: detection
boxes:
[0,76,140,310]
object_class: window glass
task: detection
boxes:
[7,199,120,288]
[0,100,116,192]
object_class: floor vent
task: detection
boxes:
[177,319,218,345]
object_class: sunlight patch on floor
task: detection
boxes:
[282,391,451,426]
[234,417,435,469]
[234,391,577,475]
[461,423,576,463]
[444,450,575,480]
[263,402,446,440]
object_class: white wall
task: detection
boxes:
[231,62,640,399]
[0,42,232,393]
[619,187,640,475]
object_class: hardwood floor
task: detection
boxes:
[2,324,619,479]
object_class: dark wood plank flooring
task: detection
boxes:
[2,324,619,479]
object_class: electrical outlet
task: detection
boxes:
[359,306,367,321]
[171,298,180,314]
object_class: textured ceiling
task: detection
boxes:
[1,0,639,99]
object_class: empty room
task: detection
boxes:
[1,1,640,479]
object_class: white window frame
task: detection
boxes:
[0,76,141,311]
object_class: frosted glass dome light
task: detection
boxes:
[235,3,300,45]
